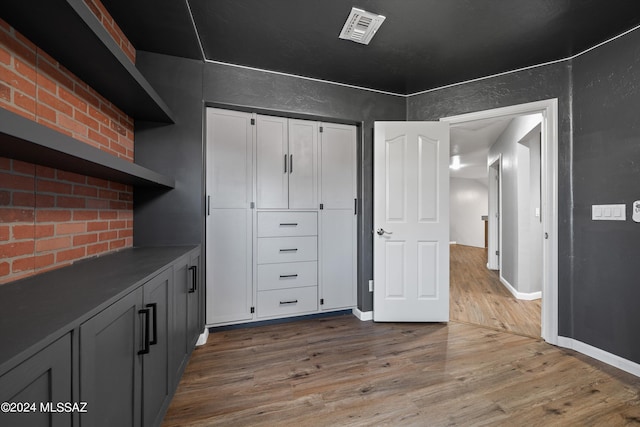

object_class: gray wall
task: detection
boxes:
[134,52,204,246]
[572,28,640,362]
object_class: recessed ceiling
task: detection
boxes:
[102,0,640,95]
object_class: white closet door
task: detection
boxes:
[206,108,253,208]
[319,123,357,310]
[288,119,318,209]
[256,115,288,209]
[320,123,356,209]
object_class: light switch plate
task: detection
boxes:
[592,204,626,221]
[633,201,640,223]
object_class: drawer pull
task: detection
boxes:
[279,248,298,252]
[279,223,298,226]
[279,299,298,305]
[279,274,298,279]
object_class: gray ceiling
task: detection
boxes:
[102,0,640,95]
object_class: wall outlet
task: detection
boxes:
[369,280,373,292]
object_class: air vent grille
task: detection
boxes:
[339,7,386,45]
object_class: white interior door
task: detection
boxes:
[288,119,318,209]
[373,121,450,322]
[256,115,288,209]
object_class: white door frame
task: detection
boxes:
[487,155,502,271]
[440,99,559,345]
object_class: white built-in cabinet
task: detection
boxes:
[205,108,356,326]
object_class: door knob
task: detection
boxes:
[376,228,392,236]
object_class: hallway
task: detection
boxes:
[450,244,541,338]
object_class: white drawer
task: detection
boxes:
[257,286,318,318]
[257,212,317,237]
[257,261,317,291]
[257,236,317,264]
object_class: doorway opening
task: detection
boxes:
[441,99,558,344]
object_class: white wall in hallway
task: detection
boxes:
[450,177,488,248]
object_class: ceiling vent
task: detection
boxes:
[339,7,386,45]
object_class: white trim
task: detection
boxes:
[204,60,404,97]
[449,241,457,245]
[196,327,209,346]
[194,22,640,98]
[558,337,640,378]
[440,99,559,345]
[353,308,373,321]
[499,276,541,301]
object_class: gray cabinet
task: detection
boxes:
[0,334,72,427]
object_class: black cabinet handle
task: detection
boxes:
[188,265,197,293]
[279,248,298,252]
[290,154,293,173]
[279,274,298,279]
[279,223,298,226]
[284,154,287,173]
[138,308,150,355]
[146,303,158,346]
[279,300,298,305]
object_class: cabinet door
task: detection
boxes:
[288,119,318,209]
[320,123,356,209]
[207,209,253,324]
[142,269,172,427]
[80,288,143,427]
[0,334,72,427]
[171,255,189,382]
[206,108,253,209]
[256,115,289,209]
[320,210,357,310]
[187,250,201,346]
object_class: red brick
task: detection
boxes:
[73,233,98,246]
[0,65,36,96]
[86,199,109,209]
[118,191,133,201]
[126,220,133,228]
[36,103,57,123]
[56,247,86,262]
[0,225,9,240]
[110,141,127,156]
[0,190,10,205]
[35,224,55,238]
[99,230,117,241]
[88,105,109,125]
[73,210,98,221]
[14,91,36,114]
[12,191,35,207]
[36,209,72,222]
[74,84,100,109]
[58,113,88,137]
[0,82,10,101]
[0,261,10,277]
[109,200,129,210]
[15,57,37,82]
[36,72,57,95]
[12,160,35,175]
[99,123,118,141]
[0,172,35,190]
[37,89,73,117]
[36,179,72,194]
[35,165,56,178]
[36,57,74,90]
[35,194,55,208]
[98,189,118,200]
[109,239,126,250]
[35,236,70,252]
[56,196,86,209]
[87,177,110,188]
[0,157,11,171]
[12,256,35,273]
[109,220,126,230]
[118,228,133,238]
[35,253,55,268]
[87,242,108,255]
[1,103,35,120]
[0,46,10,65]
[73,185,97,197]
[0,207,34,222]
[12,224,34,240]
[74,109,99,130]
[0,240,34,257]
[59,86,87,112]
[56,222,86,235]
[87,221,108,231]
[99,211,117,220]
[87,128,110,148]
[56,170,86,184]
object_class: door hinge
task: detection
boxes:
[320,298,324,305]
[495,250,500,256]
[320,203,324,210]
[251,118,255,125]
[250,307,255,314]
[354,198,357,215]
[319,126,323,133]
[250,201,255,209]
[207,195,211,215]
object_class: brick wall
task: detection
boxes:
[0,1,137,284]
[83,0,136,64]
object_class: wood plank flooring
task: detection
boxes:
[163,316,640,426]
[450,244,541,338]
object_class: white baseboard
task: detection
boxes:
[557,336,640,378]
[196,327,209,346]
[450,241,457,245]
[499,276,542,300]
[353,308,373,321]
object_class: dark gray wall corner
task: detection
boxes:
[571,28,640,363]
[202,62,406,312]
[134,52,205,246]
[407,62,574,337]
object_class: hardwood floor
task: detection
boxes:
[164,316,640,426]
[450,244,541,338]
[163,245,638,426]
